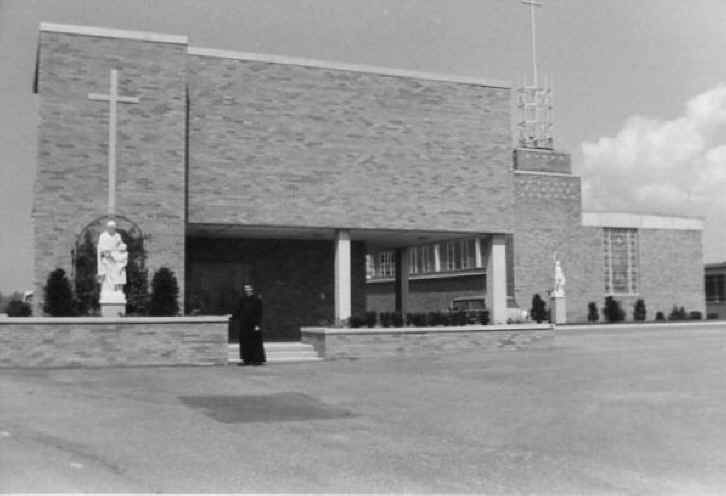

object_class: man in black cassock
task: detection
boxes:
[232,283,266,365]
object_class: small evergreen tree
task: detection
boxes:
[149,267,179,316]
[531,294,547,323]
[587,301,599,322]
[125,266,149,316]
[43,268,75,316]
[122,228,149,315]
[603,296,625,323]
[73,230,99,315]
[633,299,646,321]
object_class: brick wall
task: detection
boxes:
[301,324,554,359]
[0,317,228,367]
[512,171,602,322]
[604,228,705,320]
[187,237,366,340]
[187,54,513,234]
[33,31,187,313]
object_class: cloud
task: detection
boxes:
[582,85,726,215]
[581,85,726,260]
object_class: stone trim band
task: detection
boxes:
[582,212,704,231]
[39,22,189,45]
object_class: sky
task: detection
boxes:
[1,0,725,292]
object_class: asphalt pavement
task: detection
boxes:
[2,322,726,493]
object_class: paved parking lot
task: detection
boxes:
[2,322,726,493]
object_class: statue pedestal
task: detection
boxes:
[550,295,567,324]
[100,290,126,318]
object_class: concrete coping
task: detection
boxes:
[562,321,726,331]
[301,323,553,335]
[582,212,704,231]
[0,315,231,325]
[187,46,511,89]
[39,22,189,45]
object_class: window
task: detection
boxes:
[706,274,725,302]
[603,228,638,295]
[409,244,437,275]
[442,239,478,272]
[367,238,484,280]
[366,250,398,280]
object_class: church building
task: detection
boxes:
[31,23,706,338]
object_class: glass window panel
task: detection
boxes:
[603,228,639,295]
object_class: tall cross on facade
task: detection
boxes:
[88,69,140,215]
[521,0,543,88]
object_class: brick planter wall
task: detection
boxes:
[301,324,554,359]
[0,316,229,368]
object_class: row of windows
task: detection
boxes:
[367,238,483,280]
[706,274,725,302]
[367,229,641,297]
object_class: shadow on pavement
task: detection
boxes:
[178,392,354,423]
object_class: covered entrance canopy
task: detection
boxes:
[187,224,509,339]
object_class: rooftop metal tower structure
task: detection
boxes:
[518,0,554,150]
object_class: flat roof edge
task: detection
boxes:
[582,212,705,231]
[187,46,512,89]
[39,22,188,45]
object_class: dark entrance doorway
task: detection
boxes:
[187,237,345,341]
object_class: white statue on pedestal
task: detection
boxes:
[553,259,566,297]
[97,220,127,309]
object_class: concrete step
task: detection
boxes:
[227,342,322,363]
[228,355,323,364]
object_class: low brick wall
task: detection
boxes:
[0,316,229,368]
[301,324,554,359]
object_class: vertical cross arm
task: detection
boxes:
[87,69,140,216]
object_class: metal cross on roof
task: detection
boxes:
[521,0,543,88]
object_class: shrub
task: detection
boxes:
[474,309,490,325]
[391,311,404,327]
[349,315,365,328]
[43,268,75,316]
[125,266,149,316]
[603,296,625,323]
[655,311,665,321]
[688,311,702,321]
[148,267,179,316]
[406,312,427,327]
[6,300,31,317]
[668,305,687,321]
[587,302,599,323]
[365,311,377,328]
[707,313,718,320]
[73,230,99,315]
[531,294,547,323]
[379,312,393,328]
[633,299,646,321]
[450,310,467,326]
[427,311,443,326]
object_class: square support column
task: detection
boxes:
[394,247,410,317]
[334,229,352,324]
[486,234,507,324]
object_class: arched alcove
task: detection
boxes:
[72,216,147,315]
